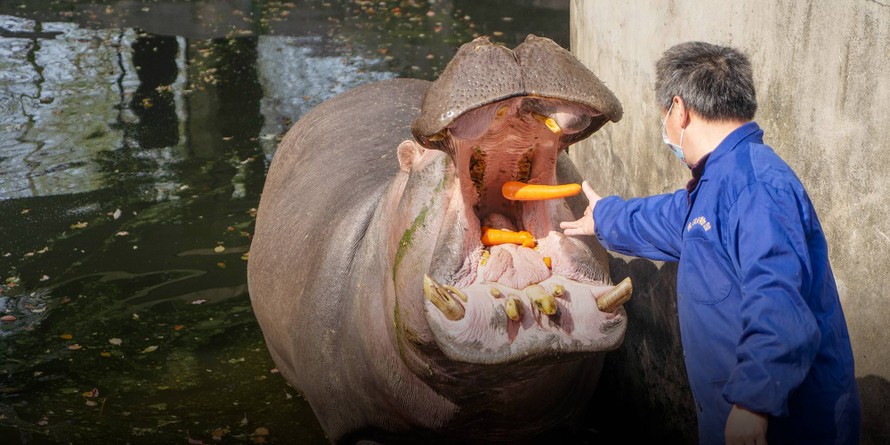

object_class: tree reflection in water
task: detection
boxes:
[0,1,570,443]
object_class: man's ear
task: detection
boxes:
[397,140,425,172]
[674,96,691,129]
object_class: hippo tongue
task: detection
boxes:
[483,244,551,289]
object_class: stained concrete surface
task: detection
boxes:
[571,1,890,443]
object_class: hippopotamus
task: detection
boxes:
[248,35,628,443]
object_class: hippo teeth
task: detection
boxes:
[424,274,466,321]
[596,277,633,313]
[525,284,558,316]
[504,296,523,321]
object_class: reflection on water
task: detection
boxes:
[0,1,568,443]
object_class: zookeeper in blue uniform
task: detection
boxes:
[561,42,860,445]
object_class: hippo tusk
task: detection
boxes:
[532,112,562,134]
[505,296,523,321]
[526,284,558,315]
[424,275,465,321]
[426,129,447,142]
[551,284,566,299]
[596,277,633,313]
[444,284,469,303]
[490,287,502,298]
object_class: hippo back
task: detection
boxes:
[248,78,429,403]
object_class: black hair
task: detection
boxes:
[655,41,757,121]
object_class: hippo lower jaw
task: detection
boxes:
[424,253,627,365]
[419,95,628,365]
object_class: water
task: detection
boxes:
[0,1,571,443]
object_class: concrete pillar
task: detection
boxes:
[571,1,890,442]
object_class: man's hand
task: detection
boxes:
[559,181,601,237]
[725,404,768,445]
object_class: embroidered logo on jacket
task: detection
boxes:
[687,216,712,232]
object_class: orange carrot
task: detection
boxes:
[481,227,536,248]
[501,181,582,201]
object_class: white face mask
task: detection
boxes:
[661,102,685,162]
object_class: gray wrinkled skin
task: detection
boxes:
[249,36,624,444]
[412,34,623,148]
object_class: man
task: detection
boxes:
[561,42,860,444]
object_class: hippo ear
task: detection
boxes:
[397,140,425,172]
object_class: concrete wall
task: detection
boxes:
[570,1,890,443]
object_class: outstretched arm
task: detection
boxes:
[562,181,688,262]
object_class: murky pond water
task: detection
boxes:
[0,1,570,443]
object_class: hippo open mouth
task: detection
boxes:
[408,35,628,365]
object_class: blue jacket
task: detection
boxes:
[593,122,860,444]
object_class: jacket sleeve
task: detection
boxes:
[721,181,821,416]
[592,190,688,262]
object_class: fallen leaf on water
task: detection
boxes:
[173,325,185,331]
[142,345,158,353]
[112,209,122,220]
[115,231,129,237]
[82,388,99,398]
[254,427,270,437]
[70,222,88,230]
[37,418,48,426]
[85,400,97,407]
[68,344,82,350]
[60,333,73,340]
[190,299,206,305]
[214,245,225,253]
[109,338,122,346]
[40,275,49,281]
[216,262,226,269]
[1,315,16,322]
[100,352,111,357]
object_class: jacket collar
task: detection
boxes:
[699,121,763,182]
[685,121,763,202]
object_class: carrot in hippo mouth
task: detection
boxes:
[480,227,536,248]
[501,181,582,201]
